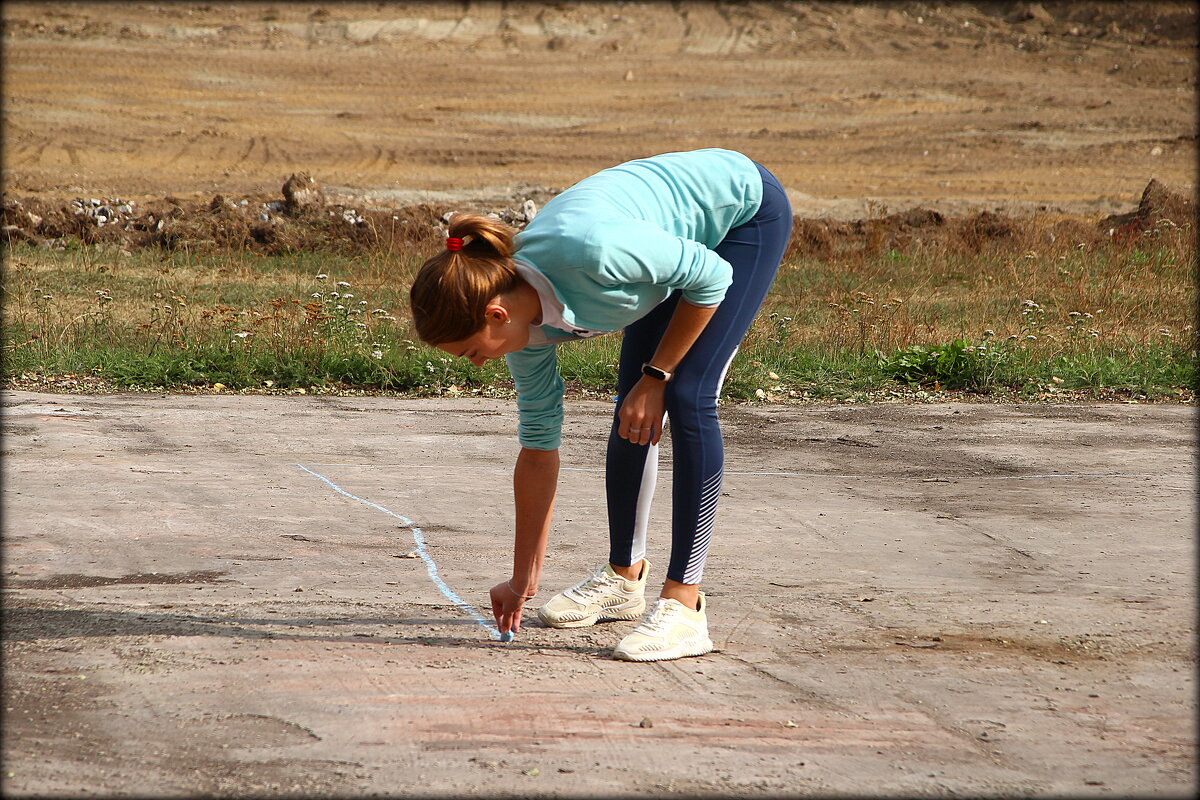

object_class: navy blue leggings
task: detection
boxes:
[606,163,792,584]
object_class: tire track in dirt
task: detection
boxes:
[5,127,36,163]
[237,135,258,165]
[169,134,205,168]
[26,136,50,166]
[61,142,81,167]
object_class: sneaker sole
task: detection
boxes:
[613,636,714,662]
[537,599,647,629]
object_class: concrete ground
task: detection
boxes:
[2,390,1195,797]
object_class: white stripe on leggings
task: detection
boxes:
[678,346,738,582]
[682,469,723,584]
[629,427,661,563]
[716,346,738,404]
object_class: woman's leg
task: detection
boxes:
[605,295,678,572]
[661,164,792,594]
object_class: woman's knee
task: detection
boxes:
[665,386,718,433]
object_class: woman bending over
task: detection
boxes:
[409,148,792,661]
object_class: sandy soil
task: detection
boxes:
[2,390,1195,796]
[2,1,1196,219]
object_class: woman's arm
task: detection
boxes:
[510,446,559,592]
[617,300,718,446]
[647,300,719,374]
[490,445,560,634]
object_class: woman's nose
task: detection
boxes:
[469,355,488,367]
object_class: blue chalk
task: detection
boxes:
[499,631,515,642]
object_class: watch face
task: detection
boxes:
[642,363,669,380]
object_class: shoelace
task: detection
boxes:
[636,599,675,635]
[565,567,618,602]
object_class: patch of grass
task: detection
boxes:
[879,338,1008,390]
[2,224,1195,403]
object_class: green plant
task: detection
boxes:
[879,338,1009,390]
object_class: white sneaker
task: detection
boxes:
[613,593,714,662]
[536,561,649,629]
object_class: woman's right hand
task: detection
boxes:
[489,581,528,635]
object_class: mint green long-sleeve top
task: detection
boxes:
[504,148,764,450]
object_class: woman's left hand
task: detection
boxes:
[618,377,667,446]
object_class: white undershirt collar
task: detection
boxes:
[513,259,606,340]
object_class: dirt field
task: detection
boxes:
[3,1,1196,220]
[2,391,1195,796]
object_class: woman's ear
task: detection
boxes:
[483,298,510,325]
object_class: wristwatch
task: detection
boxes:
[641,362,673,382]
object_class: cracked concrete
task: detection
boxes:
[2,390,1195,796]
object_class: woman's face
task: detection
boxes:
[437,308,530,367]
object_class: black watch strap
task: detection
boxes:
[641,362,672,382]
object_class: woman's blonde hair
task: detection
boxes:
[409,213,520,345]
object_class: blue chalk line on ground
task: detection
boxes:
[296,458,1191,638]
[296,464,502,639]
[301,463,1191,484]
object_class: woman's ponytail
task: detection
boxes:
[446,213,516,259]
[409,213,520,345]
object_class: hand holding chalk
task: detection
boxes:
[489,581,526,643]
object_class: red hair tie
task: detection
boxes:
[446,237,464,252]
